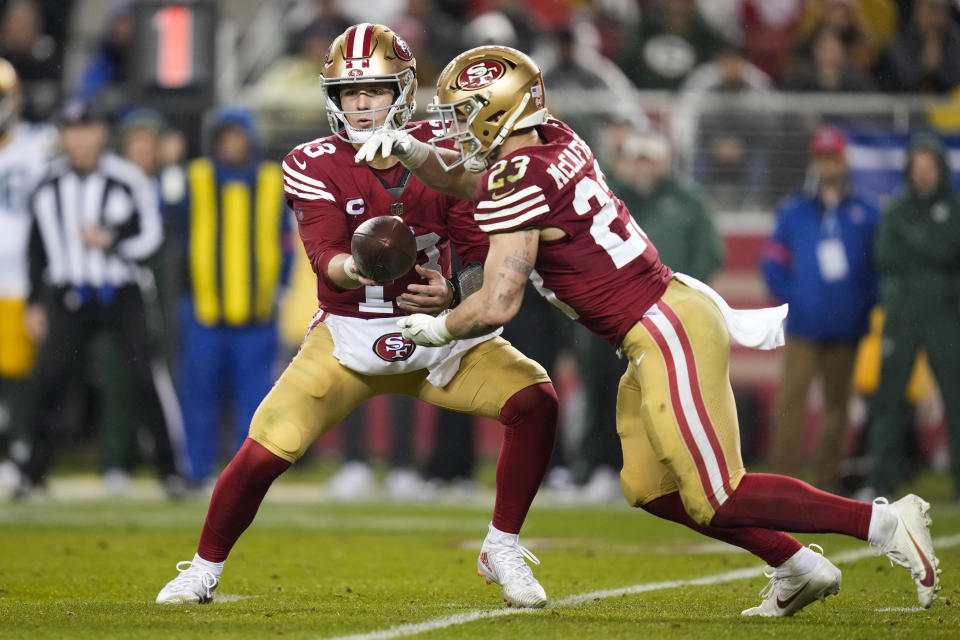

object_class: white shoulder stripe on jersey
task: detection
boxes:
[476,185,542,210]
[282,161,329,189]
[283,175,331,197]
[284,186,335,203]
[478,205,550,232]
[474,194,546,221]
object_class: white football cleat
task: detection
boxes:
[156,560,220,604]
[477,524,547,608]
[873,494,940,608]
[741,544,841,617]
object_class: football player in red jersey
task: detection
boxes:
[156,25,558,609]
[355,46,941,617]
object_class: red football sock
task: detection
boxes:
[643,492,801,567]
[197,438,291,562]
[491,383,558,534]
[711,473,872,540]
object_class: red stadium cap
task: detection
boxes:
[809,126,847,157]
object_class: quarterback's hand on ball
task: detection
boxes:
[397,264,454,315]
[397,313,453,346]
[343,255,384,287]
[354,128,429,168]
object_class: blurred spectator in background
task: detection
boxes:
[283,0,349,39]
[393,0,463,86]
[248,18,338,125]
[868,132,960,498]
[0,0,62,121]
[573,129,724,502]
[614,131,725,283]
[16,100,187,498]
[762,126,880,492]
[98,109,186,496]
[738,0,805,81]
[591,0,640,62]
[468,0,542,52]
[174,107,292,487]
[71,2,134,105]
[462,10,518,49]
[0,58,54,490]
[116,108,187,321]
[796,0,898,75]
[538,25,642,146]
[880,0,960,93]
[784,26,877,92]
[679,41,775,211]
[618,0,722,90]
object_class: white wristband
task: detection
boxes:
[431,314,454,344]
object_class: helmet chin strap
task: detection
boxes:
[344,124,381,144]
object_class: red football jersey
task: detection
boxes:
[282,121,487,319]
[472,118,673,346]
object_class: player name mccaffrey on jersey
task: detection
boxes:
[545,132,593,189]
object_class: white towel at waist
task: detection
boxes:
[672,272,787,350]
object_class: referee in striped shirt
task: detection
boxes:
[16,101,188,497]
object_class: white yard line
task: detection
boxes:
[323,533,960,640]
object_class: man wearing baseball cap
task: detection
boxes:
[869,131,960,499]
[761,125,881,492]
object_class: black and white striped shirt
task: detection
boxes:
[27,152,163,301]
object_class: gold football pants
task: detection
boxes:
[249,322,550,462]
[618,280,746,525]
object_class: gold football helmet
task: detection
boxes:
[0,58,20,133]
[320,23,417,143]
[428,46,547,172]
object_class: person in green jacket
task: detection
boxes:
[573,130,725,500]
[611,131,725,282]
[869,132,960,498]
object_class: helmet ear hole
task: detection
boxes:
[486,110,505,124]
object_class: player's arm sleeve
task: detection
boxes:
[282,155,351,291]
[760,204,794,303]
[290,197,351,292]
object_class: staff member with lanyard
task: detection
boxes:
[15,100,187,498]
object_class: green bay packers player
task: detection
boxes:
[157,25,557,609]
[0,59,55,482]
[355,46,940,617]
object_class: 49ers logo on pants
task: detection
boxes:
[373,332,416,361]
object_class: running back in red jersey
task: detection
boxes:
[282,121,488,319]
[471,118,673,346]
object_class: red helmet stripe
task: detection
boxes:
[361,24,373,57]
[347,23,373,59]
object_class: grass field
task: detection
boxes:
[2,472,959,639]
